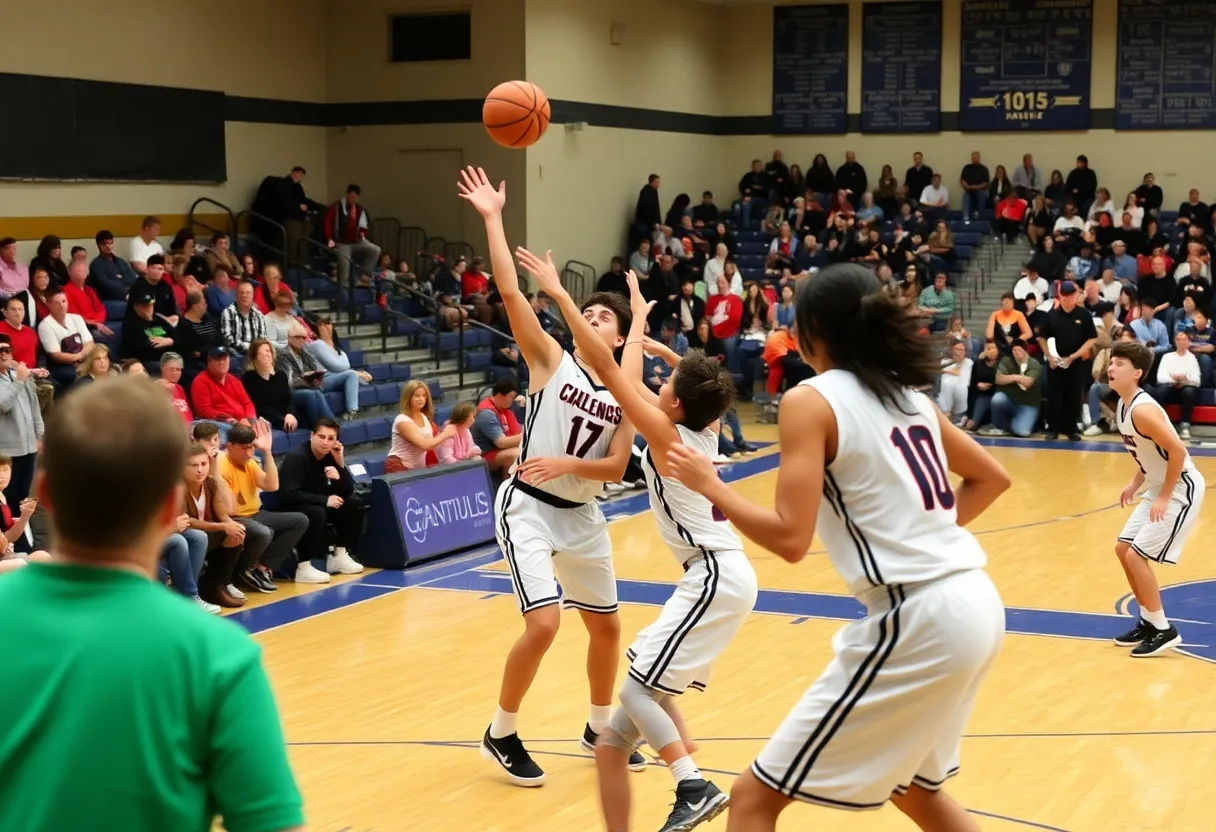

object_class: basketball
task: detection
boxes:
[482,81,551,149]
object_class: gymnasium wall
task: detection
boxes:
[323,0,529,253]
[712,0,1214,212]
[523,0,723,272]
[0,0,329,246]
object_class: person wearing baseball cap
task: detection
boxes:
[122,286,178,366]
[1040,278,1097,441]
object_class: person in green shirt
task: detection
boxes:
[982,339,1043,437]
[0,376,305,832]
[917,272,956,333]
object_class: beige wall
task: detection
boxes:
[0,0,328,232]
[524,0,723,272]
[716,0,1212,209]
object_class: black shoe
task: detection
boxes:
[1131,625,1182,657]
[252,568,279,593]
[239,569,275,594]
[480,727,546,786]
[580,723,648,772]
[1068,433,1082,442]
[1113,619,1154,647]
[658,779,729,832]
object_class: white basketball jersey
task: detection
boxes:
[803,371,987,597]
[1116,391,1197,494]
[642,425,744,564]
[515,351,623,503]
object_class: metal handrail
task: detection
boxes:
[234,208,289,268]
[371,216,403,264]
[399,227,427,272]
[294,235,365,335]
[561,259,596,302]
[425,236,446,256]
[187,197,237,241]
[443,241,475,266]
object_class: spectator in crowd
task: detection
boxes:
[436,401,482,465]
[1039,281,1098,441]
[904,151,934,208]
[1013,154,1042,195]
[986,292,1032,353]
[666,194,693,229]
[982,339,1043,437]
[938,339,973,423]
[989,165,1012,205]
[157,352,193,424]
[205,265,236,317]
[253,166,325,265]
[29,235,69,287]
[706,274,743,370]
[1084,325,1132,435]
[1177,189,1208,229]
[765,150,791,200]
[835,150,867,209]
[918,273,955,333]
[74,344,116,387]
[802,153,832,202]
[122,287,176,367]
[1031,236,1066,282]
[63,261,111,338]
[1026,194,1052,248]
[306,316,372,411]
[0,297,52,413]
[919,173,949,219]
[1053,201,1086,243]
[0,237,29,300]
[1140,255,1177,323]
[1115,208,1145,251]
[1186,309,1215,385]
[124,253,178,325]
[1087,188,1116,226]
[1068,242,1101,284]
[243,339,298,433]
[325,184,381,285]
[0,376,307,831]
[692,191,719,226]
[0,452,40,558]
[461,256,495,324]
[472,376,523,478]
[703,242,728,291]
[38,287,93,388]
[87,230,140,301]
[253,263,290,315]
[959,151,990,221]
[645,319,689,393]
[204,232,242,277]
[738,160,769,227]
[1065,156,1097,216]
[962,340,1001,432]
[1130,296,1171,355]
[161,503,218,613]
[766,224,798,277]
[1094,267,1122,304]
[995,188,1028,243]
[874,164,901,217]
[1149,330,1201,438]
[276,418,364,576]
[1135,173,1163,221]
[176,290,222,380]
[218,421,311,588]
[221,280,268,353]
[387,380,455,473]
[128,216,163,275]
[855,192,883,225]
[181,441,247,609]
[628,239,653,276]
[634,174,662,240]
[13,266,51,327]
[673,278,705,340]
[263,286,299,350]
[0,334,43,506]
[192,347,256,433]
[773,283,796,332]
[596,257,629,296]
[1173,295,1199,335]
[1043,169,1067,210]
[277,324,340,425]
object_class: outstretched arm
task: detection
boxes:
[517,248,680,469]
[667,384,826,562]
[458,167,563,388]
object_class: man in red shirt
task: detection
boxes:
[63,262,113,339]
[470,376,522,477]
[190,348,257,438]
[0,296,53,413]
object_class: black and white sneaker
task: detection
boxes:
[580,723,648,772]
[658,779,729,832]
[1113,619,1154,647]
[1131,626,1182,657]
[480,727,546,787]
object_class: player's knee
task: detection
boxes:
[891,783,945,822]
[523,605,560,645]
[730,769,784,817]
[595,728,632,756]
[1115,541,1131,560]
[584,610,621,644]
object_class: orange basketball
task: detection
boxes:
[483,81,551,149]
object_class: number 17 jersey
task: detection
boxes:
[516,351,624,503]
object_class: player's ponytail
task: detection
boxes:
[795,264,941,413]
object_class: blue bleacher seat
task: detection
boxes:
[366,363,392,381]
[434,404,454,425]
[488,366,515,383]
[347,349,363,367]
[271,431,290,455]
[465,351,491,370]
[360,304,383,323]
[365,457,386,477]
[376,382,402,406]
[325,391,344,414]
[104,300,127,321]
[286,430,310,449]
[390,362,412,381]
[428,380,443,401]
[358,385,378,409]
[341,422,369,447]
[365,416,392,443]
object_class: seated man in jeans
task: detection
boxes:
[275,418,364,576]
[982,339,1043,437]
[1148,330,1201,440]
[218,421,311,589]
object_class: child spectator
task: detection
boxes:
[435,402,482,465]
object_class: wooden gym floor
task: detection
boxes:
[226,425,1216,832]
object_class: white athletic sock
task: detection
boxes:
[589,704,612,735]
[669,756,702,785]
[1141,607,1169,630]
[489,707,517,739]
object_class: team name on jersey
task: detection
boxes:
[559,383,623,425]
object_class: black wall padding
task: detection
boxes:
[0,73,226,183]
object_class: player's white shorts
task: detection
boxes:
[752,568,1004,811]
[495,478,616,615]
[625,550,758,696]
[1118,470,1204,566]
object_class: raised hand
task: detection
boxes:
[457,166,506,218]
[252,420,273,453]
[624,271,656,322]
[515,247,563,297]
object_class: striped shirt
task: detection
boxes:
[220,304,267,353]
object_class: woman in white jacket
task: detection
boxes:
[938,338,974,422]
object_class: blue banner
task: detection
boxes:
[959,0,1093,131]
[1116,0,1216,130]
[772,4,849,134]
[861,1,943,132]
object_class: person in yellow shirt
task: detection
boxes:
[218,421,309,592]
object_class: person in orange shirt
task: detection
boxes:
[986,292,1032,354]
[62,262,112,339]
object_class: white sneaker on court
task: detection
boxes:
[326,549,364,574]
[193,596,222,614]
[295,562,332,583]
[226,583,247,601]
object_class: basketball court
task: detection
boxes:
[231,423,1216,832]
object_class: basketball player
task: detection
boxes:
[458,166,644,784]
[1106,340,1203,656]
[667,264,1011,832]
[518,251,756,832]
[0,377,303,832]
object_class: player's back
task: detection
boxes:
[642,424,743,563]
[803,370,987,596]
[517,350,623,503]
[1116,390,1199,493]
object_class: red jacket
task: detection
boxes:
[64,281,106,326]
[191,372,256,422]
[462,270,489,299]
[705,294,742,340]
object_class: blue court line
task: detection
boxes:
[285,739,1069,831]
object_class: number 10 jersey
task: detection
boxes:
[515,351,624,503]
